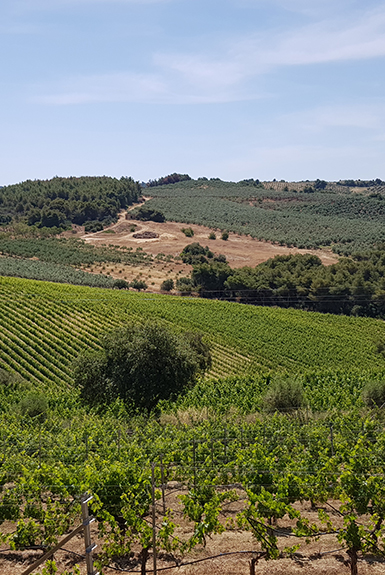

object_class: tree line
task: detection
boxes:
[0,176,141,229]
[177,244,385,318]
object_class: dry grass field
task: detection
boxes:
[69,210,338,293]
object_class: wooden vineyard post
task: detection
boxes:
[151,463,158,575]
[85,433,89,460]
[81,494,98,575]
[38,423,42,469]
[192,438,196,489]
[160,455,166,515]
[21,493,99,575]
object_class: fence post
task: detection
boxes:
[151,463,158,575]
[330,424,334,457]
[117,429,121,460]
[192,438,196,489]
[85,433,89,460]
[38,424,42,468]
[160,455,166,515]
[81,494,98,575]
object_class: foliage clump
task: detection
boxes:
[84,220,103,233]
[73,322,211,411]
[113,278,129,289]
[133,207,165,223]
[129,279,147,291]
[146,173,191,187]
[181,227,194,237]
[263,379,305,413]
[19,393,48,422]
[362,380,385,408]
[161,278,174,291]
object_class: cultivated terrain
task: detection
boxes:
[1,175,385,574]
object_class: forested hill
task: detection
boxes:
[0,176,141,228]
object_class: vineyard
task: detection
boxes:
[1,391,385,574]
[1,276,385,388]
[1,276,385,573]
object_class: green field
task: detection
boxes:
[1,275,385,390]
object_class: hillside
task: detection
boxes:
[139,178,385,254]
[1,276,385,390]
[0,175,141,229]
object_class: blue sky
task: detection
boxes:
[2,0,385,185]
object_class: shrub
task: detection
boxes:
[264,379,305,413]
[181,227,194,237]
[161,279,174,291]
[130,279,147,291]
[113,279,129,289]
[84,221,103,233]
[221,231,229,241]
[180,243,214,265]
[362,380,385,408]
[20,394,48,422]
[208,232,216,240]
[135,207,165,222]
[176,276,194,292]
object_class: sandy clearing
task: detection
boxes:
[80,214,338,269]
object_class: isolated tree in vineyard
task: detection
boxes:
[73,322,211,410]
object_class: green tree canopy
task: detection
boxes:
[73,322,211,411]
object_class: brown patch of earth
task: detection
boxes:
[62,208,338,292]
[80,214,338,268]
[70,211,338,292]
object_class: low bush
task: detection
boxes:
[181,227,194,237]
[161,279,174,291]
[264,379,305,413]
[113,279,129,289]
[20,394,48,422]
[84,221,103,233]
[130,279,147,291]
[362,380,385,408]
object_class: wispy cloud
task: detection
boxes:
[36,5,385,105]
[158,5,385,86]
[14,0,171,8]
[38,72,169,105]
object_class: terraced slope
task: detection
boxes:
[1,276,385,390]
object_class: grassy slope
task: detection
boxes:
[1,276,384,391]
